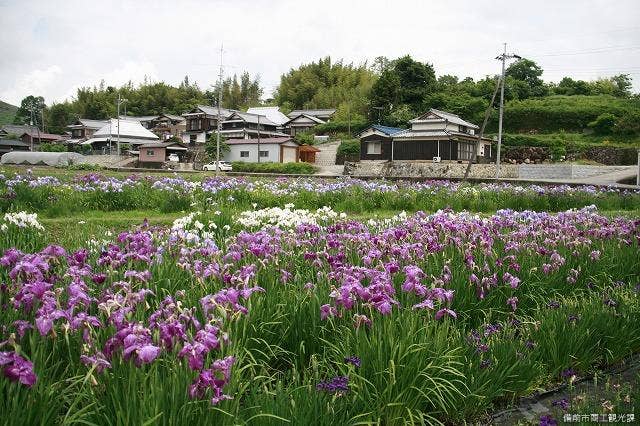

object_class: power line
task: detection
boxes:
[529,44,640,57]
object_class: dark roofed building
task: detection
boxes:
[0,138,31,154]
[287,109,336,121]
[359,109,492,162]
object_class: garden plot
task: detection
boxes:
[0,171,638,425]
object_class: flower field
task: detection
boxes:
[0,171,638,425]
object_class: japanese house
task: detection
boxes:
[220,111,288,139]
[224,137,300,163]
[67,118,109,143]
[359,109,493,162]
[82,119,159,154]
[181,105,234,144]
[136,142,189,167]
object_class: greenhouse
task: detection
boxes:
[0,151,84,166]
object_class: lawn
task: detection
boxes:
[0,170,638,425]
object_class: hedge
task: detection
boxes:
[230,162,316,174]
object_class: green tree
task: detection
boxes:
[274,56,376,118]
[45,102,75,134]
[205,133,230,160]
[506,58,548,98]
[13,95,46,126]
[369,55,436,120]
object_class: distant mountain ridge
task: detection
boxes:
[0,100,18,126]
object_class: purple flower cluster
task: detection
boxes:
[316,375,349,393]
[0,351,37,387]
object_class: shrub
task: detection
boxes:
[66,163,103,171]
[336,139,360,156]
[293,132,315,145]
[588,113,617,135]
[613,111,640,136]
[39,143,67,152]
[230,162,316,174]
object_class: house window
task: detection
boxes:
[259,150,269,158]
[209,119,215,127]
[457,142,474,160]
[459,125,468,134]
[72,129,82,137]
[367,141,382,155]
[240,151,249,158]
[146,150,155,156]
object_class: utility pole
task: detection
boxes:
[116,94,122,156]
[495,43,521,179]
[257,114,261,163]
[463,75,502,180]
[216,44,224,175]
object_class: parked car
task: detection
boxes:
[168,153,180,162]
[202,161,232,171]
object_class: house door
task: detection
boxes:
[282,146,297,163]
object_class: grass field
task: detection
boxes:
[0,169,638,425]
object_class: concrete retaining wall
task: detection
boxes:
[345,161,519,179]
[346,161,632,180]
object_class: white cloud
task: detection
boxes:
[60,60,160,102]
[0,65,62,105]
[0,0,639,107]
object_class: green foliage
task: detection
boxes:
[369,55,437,120]
[312,120,368,136]
[0,99,18,125]
[613,111,640,136]
[230,161,316,174]
[66,163,103,171]
[588,113,617,135]
[274,56,376,119]
[13,95,45,126]
[205,133,229,160]
[506,58,548,98]
[293,131,315,145]
[212,72,263,110]
[38,143,67,152]
[336,139,360,156]
[500,95,640,133]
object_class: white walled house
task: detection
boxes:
[224,137,300,163]
[359,109,492,162]
[181,105,234,144]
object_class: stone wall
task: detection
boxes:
[345,161,633,180]
[582,146,638,166]
[345,161,519,179]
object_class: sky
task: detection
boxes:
[1,0,639,107]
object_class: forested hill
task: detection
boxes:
[9,55,640,142]
[0,100,18,125]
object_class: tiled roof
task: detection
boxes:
[410,109,479,129]
[287,108,336,118]
[226,111,277,126]
[286,114,325,124]
[0,138,29,147]
[93,119,159,140]
[21,131,67,140]
[226,137,295,145]
[246,107,289,125]
[371,125,404,136]
[1,124,37,135]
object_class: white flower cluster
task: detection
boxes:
[1,211,44,231]
[236,204,346,230]
[365,211,408,228]
[171,211,230,244]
